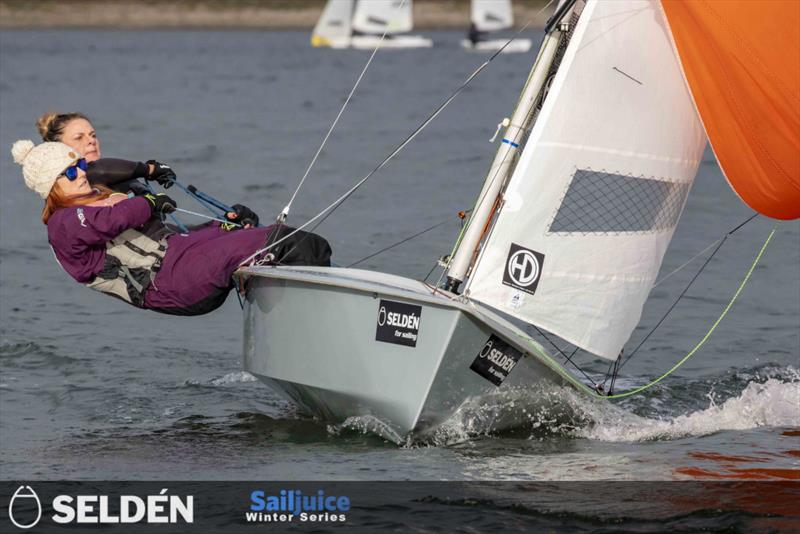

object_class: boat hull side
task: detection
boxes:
[241,267,578,441]
[244,275,460,434]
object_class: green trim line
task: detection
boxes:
[517,225,777,400]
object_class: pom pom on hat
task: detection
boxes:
[11,140,81,199]
[11,139,34,164]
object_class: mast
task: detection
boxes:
[445,0,577,293]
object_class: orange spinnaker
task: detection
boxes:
[662,0,800,220]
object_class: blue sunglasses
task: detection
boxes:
[62,158,88,181]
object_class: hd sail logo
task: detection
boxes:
[6,486,193,528]
[470,334,523,386]
[248,489,349,524]
[375,299,422,347]
[503,243,545,295]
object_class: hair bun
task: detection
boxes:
[11,139,34,165]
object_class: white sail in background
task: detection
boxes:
[311,0,354,47]
[352,0,414,35]
[465,0,706,360]
[472,0,513,32]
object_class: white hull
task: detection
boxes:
[314,35,433,49]
[351,34,433,49]
[237,266,584,443]
[460,38,533,53]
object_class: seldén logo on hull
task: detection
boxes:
[6,485,193,529]
[375,299,422,347]
[470,334,524,386]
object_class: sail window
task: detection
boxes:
[548,169,690,234]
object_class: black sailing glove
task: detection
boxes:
[221,204,260,231]
[143,193,177,215]
[145,160,176,189]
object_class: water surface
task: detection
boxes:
[0,30,797,492]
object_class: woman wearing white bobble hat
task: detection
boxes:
[12,140,331,316]
[36,111,178,195]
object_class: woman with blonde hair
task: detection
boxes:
[37,111,176,194]
[12,140,331,316]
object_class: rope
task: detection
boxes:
[603,225,776,399]
[619,236,727,370]
[532,326,599,385]
[558,212,762,388]
[619,212,759,371]
[279,2,400,223]
[653,213,758,288]
[513,224,777,399]
[239,1,556,268]
[346,217,458,268]
[173,207,240,226]
[422,260,440,283]
[143,182,188,233]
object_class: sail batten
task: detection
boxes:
[465,0,706,360]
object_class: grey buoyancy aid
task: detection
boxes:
[86,219,173,307]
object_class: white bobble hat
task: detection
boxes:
[11,140,81,199]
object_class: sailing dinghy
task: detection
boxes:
[311,0,433,50]
[239,0,799,443]
[461,0,533,53]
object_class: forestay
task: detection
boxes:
[472,0,514,32]
[352,0,413,35]
[465,0,706,360]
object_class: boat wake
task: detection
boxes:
[408,365,800,446]
[181,371,259,388]
[576,376,800,443]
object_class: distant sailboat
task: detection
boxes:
[311,0,433,49]
[461,0,532,53]
[241,0,799,443]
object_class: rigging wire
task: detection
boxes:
[239,0,556,268]
[540,212,762,389]
[617,212,759,372]
[422,260,441,284]
[346,212,469,268]
[602,225,777,399]
[652,212,759,288]
[519,224,777,400]
[278,2,401,224]
[532,325,599,385]
[258,1,406,260]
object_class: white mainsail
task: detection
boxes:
[464,0,706,360]
[311,0,354,47]
[352,0,414,35]
[472,0,514,32]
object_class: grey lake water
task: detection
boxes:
[0,28,798,529]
